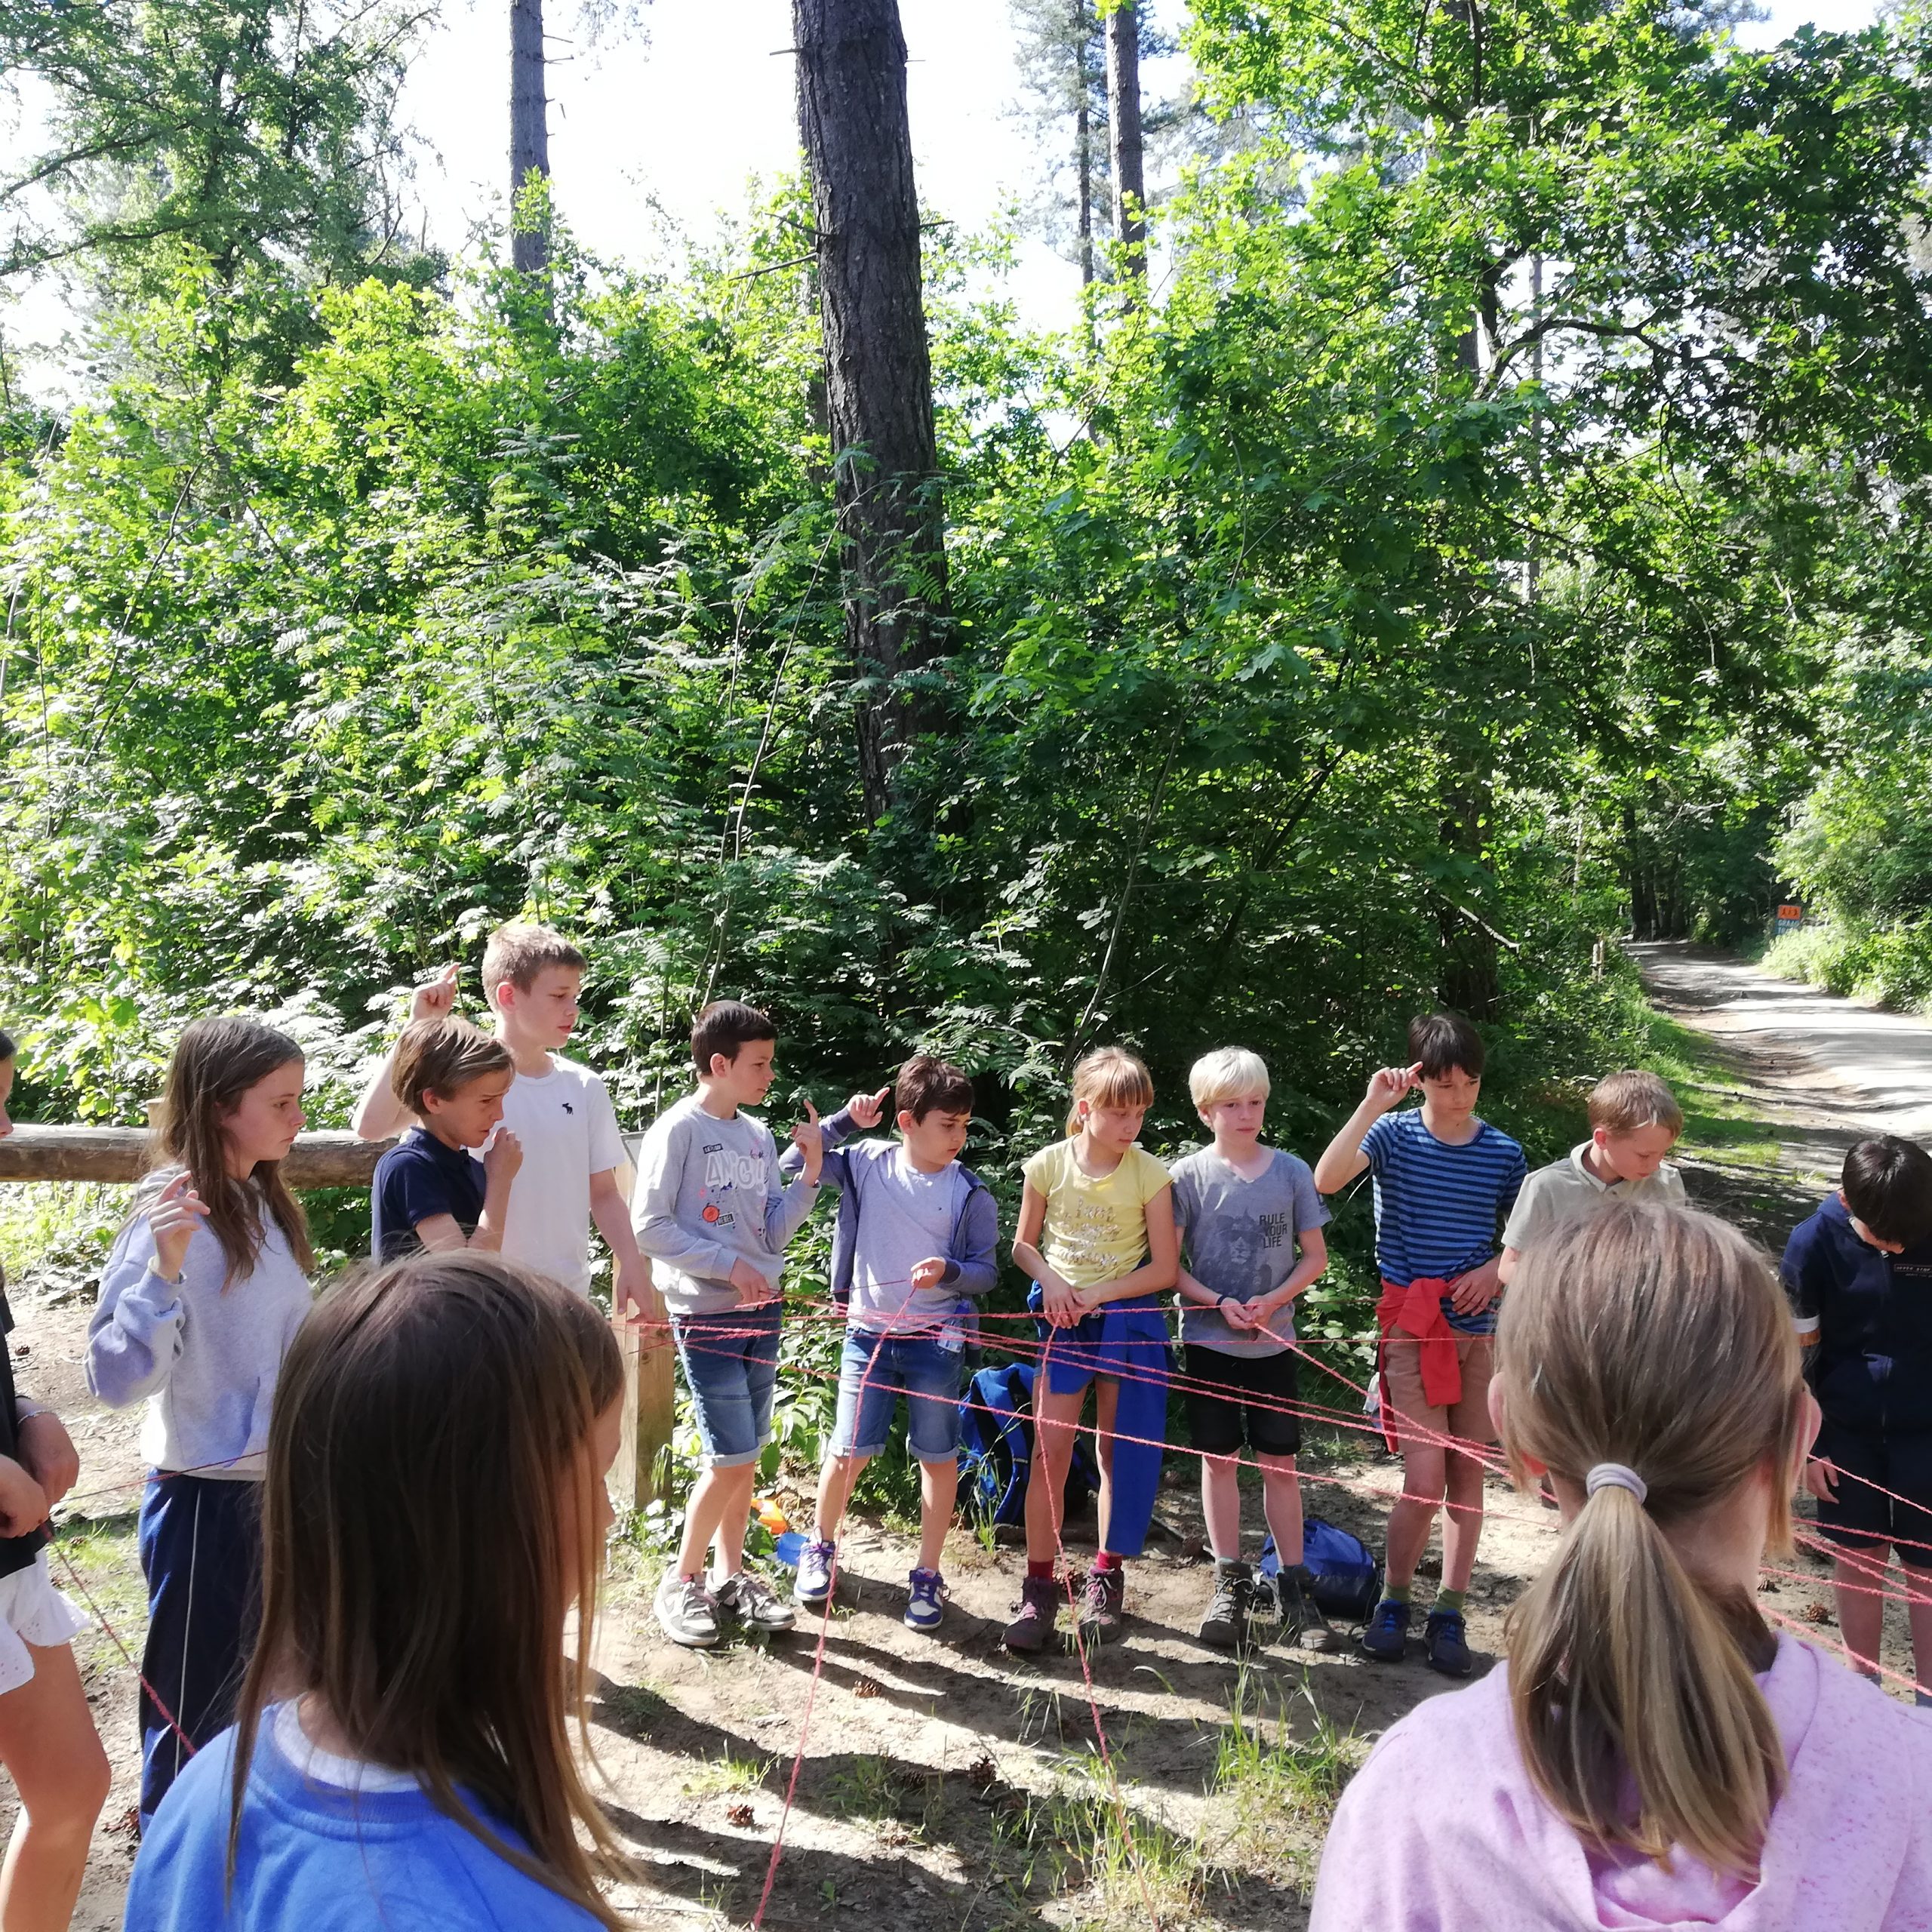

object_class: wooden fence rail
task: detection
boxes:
[0,1124,675,1512]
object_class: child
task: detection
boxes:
[0,1028,112,1928]
[1313,1011,1525,1675]
[785,1056,998,1632]
[122,1252,628,1930]
[1004,1047,1178,1654]
[1312,1200,1932,1931]
[88,1016,316,1827]
[352,927,651,1316]
[1497,1069,1684,1282]
[632,999,830,1648]
[370,1015,522,1260]
[1171,1048,1340,1654]
[1782,1135,1932,1700]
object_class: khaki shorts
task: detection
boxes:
[1380,1332,1497,1455]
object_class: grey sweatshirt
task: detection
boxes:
[629,1094,824,1315]
[88,1186,315,1480]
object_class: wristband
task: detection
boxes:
[14,1398,52,1424]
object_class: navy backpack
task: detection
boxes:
[1260,1518,1383,1623]
[957,1360,1100,1527]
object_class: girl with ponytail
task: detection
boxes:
[1312,1199,1932,1930]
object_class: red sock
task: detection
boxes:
[1094,1551,1123,1573]
[1027,1559,1054,1581]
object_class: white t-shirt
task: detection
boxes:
[473,1057,626,1294]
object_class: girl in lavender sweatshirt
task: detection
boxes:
[1313,1198,1932,1932]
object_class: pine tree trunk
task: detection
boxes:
[793,0,949,822]
[1105,0,1145,275]
[1073,0,1094,287]
[509,0,549,275]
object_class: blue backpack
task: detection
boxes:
[957,1360,1101,1527]
[1260,1518,1382,1623]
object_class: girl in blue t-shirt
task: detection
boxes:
[124,1252,628,1930]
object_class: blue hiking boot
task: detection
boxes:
[905,1568,949,1633]
[795,1538,836,1608]
[1361,1596,1413,1663]
[1424,1607,1473,1677]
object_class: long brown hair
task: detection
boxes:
[149,1016,312,1284]
[1498,1201,1807,1878]
[229,1254,627,1924]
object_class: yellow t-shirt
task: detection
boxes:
[1023,1140,1172,1291]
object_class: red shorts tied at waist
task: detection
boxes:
[1376,1276,1461,1411]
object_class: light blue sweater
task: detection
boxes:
[125,1720,604,1930]
[88,1186,313,1479]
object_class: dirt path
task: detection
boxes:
[17,939,1932,1930]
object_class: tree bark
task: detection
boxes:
[0,1127,392,1187]
[1073,0,1095,287]
[793,0,949,822]
[509,0,549,275]
[1105,0,1145,275]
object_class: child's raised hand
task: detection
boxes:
[483,1128,523,1185]
[410,962,460,1023]
[1364,1063,1423,1113]
[0,1457,49,1540]
[845,1085,893,1131]
[791,1101,824,1183]
[148,1171,209,1282]
[909,1257,949,1293]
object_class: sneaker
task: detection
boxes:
[715,1569,796,1634]
[1423,1607,1473,1677]
[1003,1574,1060,1654]
[1276,1564,1346,1655]
[1361,1595,1413,1663]
[905,1568,949,1633]
[1077,1564,1126,1646]
[656,1571,721,1649]
[795,1538,837,1608]
[1197,1564,1251,1651]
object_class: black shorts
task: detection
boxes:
[1813,1420,1932,1570]
[1183,1343,1300,1459]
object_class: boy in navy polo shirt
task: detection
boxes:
[371,1017,522,1260]
[1314,1011,1525,1675]
[1784,1135,1932,1702]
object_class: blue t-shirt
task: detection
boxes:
[372,1128,487,1262]
[1360,1109,1527,1335]
[1782,1192,1932,1435]
[124,1718,604,1930]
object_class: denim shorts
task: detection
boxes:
[831,1327,964,1463]
[672,1303,783,1469]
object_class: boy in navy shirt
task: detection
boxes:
[1784,1135,1932,1701]
[1315,1011,1525,1676]
[371,1018,521,1260]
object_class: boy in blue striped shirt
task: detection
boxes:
[1314,1012,1525,1675]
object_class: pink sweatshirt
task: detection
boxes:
[1312,1635,1932,1931]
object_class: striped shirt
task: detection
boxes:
[1360,1110,1527,1335]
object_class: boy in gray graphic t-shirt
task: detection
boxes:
[1171,1048,1340,1657]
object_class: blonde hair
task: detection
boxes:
[482,922,585,1001]
[1587,1069,1684,1137]
[1066,1047,1154,1136]
[1189,1047,1269,1112]
[1499,1201,1805,1879]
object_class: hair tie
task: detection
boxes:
[1586,1462,1647,1506]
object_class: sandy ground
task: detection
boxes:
[11,937,1928,1928]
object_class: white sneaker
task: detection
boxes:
[715,1568,796,1633]
[656,1571,721,1648]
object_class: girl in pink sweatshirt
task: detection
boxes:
[1313,1198,1932,1932]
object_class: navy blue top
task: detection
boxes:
[1360,1109,1527,1335]
[371,1128,487,1262]
[1782,1192,1932,1435]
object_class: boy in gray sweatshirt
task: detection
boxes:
[633,998,836,1648]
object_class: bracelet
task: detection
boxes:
[13,1398,52,1424]
[146,1260,185,1288]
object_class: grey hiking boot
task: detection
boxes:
[655,1571,721,1649]
[1004,1573,1060,1654]
[1076,1563,1126,1645]
[715,1568,796,1633]
[1276,1563,1345,1654]
[1197,1561,1252,1651]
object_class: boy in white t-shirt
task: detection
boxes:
[351,924,649,1318]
